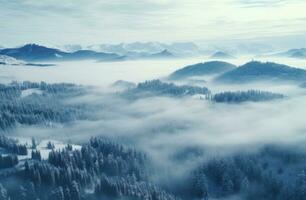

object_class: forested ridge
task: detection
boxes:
[1,134,306,200]
[0,135,178,200]
[0,81,92,131]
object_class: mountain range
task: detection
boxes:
[85,42,200,56]
[0,44,122,62]
[0,44,176,62]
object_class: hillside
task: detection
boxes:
[0,44,67,61]
[215,61,306,83]
[169,61,236,80]
[122,79,210,99]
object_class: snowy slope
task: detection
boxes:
[11,137,81,160]
[0,55,26,65]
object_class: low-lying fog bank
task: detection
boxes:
[1,57,306,200]
[0,56,306,87]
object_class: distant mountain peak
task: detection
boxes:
[21,43,56,51]
[149,49,174,58]
[169,61,236,80]
[160,49,172,55]
[210,51,235,59]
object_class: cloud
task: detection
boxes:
[1,0,306,46]
[8,73,306,181]
[235,0,289,7]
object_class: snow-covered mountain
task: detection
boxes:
[86,42,201,56]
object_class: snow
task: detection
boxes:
[10,136,82,160]
[37,139,81,159]
[55,53,63,58]
[0,55,26,65]
[21,88,43,98]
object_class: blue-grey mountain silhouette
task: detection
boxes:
[0,44,121,62]
[169,61,236,80]
[270,48,306,59]
[215,61,306,83]
[210,51,235,59]
[148,49,175,59]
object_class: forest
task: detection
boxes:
[0,80,301,200]
[0,81,93,131]
[1,134,306,200]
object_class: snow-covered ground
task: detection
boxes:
[21,88,43,98]
[11,137,81,160]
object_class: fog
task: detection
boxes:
[2,56,306,187]
[1,56,306,87]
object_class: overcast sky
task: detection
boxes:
[1,0,306,47]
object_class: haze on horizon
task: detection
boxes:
[1,0,306,50]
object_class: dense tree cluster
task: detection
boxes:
[95,174,178,200]
[0,81,89,131]
[0,154,18,169]
[0,137,177,200]
[211,90,284,103]
[47,141,55,150]
[31,150,42,161]
[121,80,285,105]
[124,79,210,98]
[0,135,27,155]
[2,135,306,200]
[189,146,306,200]
[0,183,9,200]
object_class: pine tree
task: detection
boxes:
[70,181,81,200]
[194,172,209,199]
[17,186,27,200]
[295,170,306,200]
[222,173,234,195]
[241,177,250,193]
[31,137,37,149]
[64,187,71,200]
[0,184,8,200]
[50,186,64,200]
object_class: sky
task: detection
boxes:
[1,0,306,47]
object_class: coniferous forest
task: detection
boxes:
[2,1,306,199]
[0,77,305,200]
